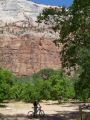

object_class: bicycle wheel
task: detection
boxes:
[27,111,33,118]
[39,110,45,117]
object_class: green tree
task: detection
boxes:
[62,0,90,100]
[10,82,23,101]
[37,0,90,100]
[49,71,75,100]
[0,68,14,102]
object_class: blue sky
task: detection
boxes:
[32,0,74,7]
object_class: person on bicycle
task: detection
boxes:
[33,100,40,116]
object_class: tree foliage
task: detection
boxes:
[0,68,15,102]
[37,0,90,100]
[0,68,74,102]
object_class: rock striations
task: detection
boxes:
[0,0,46,22]
[0,0,61,76]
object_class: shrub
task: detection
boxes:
[21,83,41,102]
[10,82,23,101]
[49,70,75,100]
[0,68,15,102]
[0,68,75,102]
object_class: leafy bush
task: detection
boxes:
[10,82,23,101]
[75,77,90,101]
[31,69,75,101]
[49,70,75,100]
[0,68,75,102]
[32,68,55,81]
[0,68,15,102]
[21,83,41,102]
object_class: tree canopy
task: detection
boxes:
[37,0,90,100]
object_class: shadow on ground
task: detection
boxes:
[0,111,90,120]
[0,105,7,108]
[0,104,7,108]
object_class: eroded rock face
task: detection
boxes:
[0,0,62,76]
[0,33,61,76]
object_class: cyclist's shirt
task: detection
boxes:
[33,101,38,107]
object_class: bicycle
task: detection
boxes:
[27,106,45,118]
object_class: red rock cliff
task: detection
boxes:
[0,0,62,76]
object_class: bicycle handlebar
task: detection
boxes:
[32,106,41,108]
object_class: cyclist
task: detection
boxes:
[27,100,44,118]
[33,100,40,116]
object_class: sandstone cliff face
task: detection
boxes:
[0,0,61,76]
[0,33,61,76]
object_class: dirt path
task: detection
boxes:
[0,101,90,120]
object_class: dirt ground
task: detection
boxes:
[0,101,90,120]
